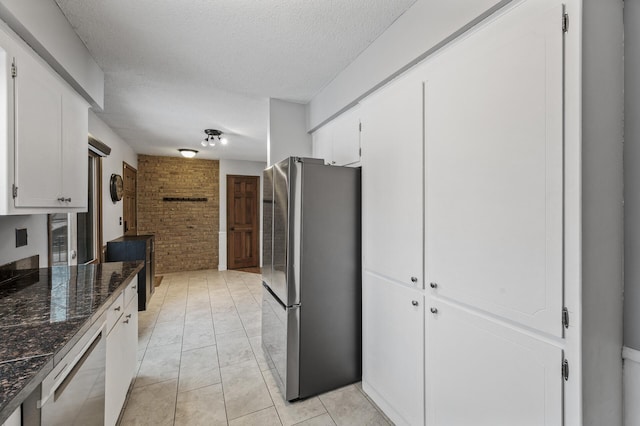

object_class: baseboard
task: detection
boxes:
[624,346,640,426]
[362,380,413,426]
[218,265,227,271]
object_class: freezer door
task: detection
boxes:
[262,167,274,288]
[262,284,300,401]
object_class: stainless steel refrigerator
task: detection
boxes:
[262,157,361,401]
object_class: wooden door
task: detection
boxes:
[122,162,137,236]
[227,175,260,269]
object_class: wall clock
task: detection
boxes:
[110,174,124,202]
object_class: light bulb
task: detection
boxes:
[220,137,228,145]
[201,140,207,147]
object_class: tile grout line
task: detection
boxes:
[171,276,188,426]
[213,271,231,426]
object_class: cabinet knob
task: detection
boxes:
[126,314,132,319]
[65,197,71,202]
[430,282,438,289]
[57,197,65,202]
[114,306,121,312]
[123,319,129,324]
[411,277,418,283]
[430,307,438,314]
[411,300,419,306]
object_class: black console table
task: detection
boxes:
[106,235,155,310]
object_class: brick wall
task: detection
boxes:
[137,155,219,274]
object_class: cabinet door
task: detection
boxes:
[331,105,361,166]
[426,299,562,426]
[312,124,332,165]
[61,91,88,208]
[13,52,62,207]
[425,5,563,336]
[362,272,424,426]
[124,296,138,384]
[105,298,137,426]
[105,316,126,426]
[360,73,423,287]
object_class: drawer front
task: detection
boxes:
[124,275,138,307]
[106,293,125,334]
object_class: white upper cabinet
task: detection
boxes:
[0,25,88,215]
[331,106,361,166]
[425,4,564,336]
[312,105,361,166]
[360,72,423,287]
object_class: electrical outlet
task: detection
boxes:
[15,228,27,247]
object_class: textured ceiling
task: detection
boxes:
[54,0,416,161]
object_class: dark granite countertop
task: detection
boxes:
[0,261,144,424]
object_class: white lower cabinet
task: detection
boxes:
[105,287,138,426]
[426,299,563,426]
[363,272,424,426]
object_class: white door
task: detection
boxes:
[360,72,423,287]
[426,299,563,426]
[425,5,564,336]
[362,272,424,426]
[14,52,62,207]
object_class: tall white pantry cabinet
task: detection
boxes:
[317,0,622,425]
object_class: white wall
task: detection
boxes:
[581,0,624,424]
[88,111,137,244]
[0,215,47,267]
[218,159,266,271]
[307,0,509,130]
[268,99,312,167]
[0,0,104,109]
[624,348,640,426]
[625,0,640,352]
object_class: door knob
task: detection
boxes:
[411,300,419,306]
[430,282,438,289]
[430,307,438,314]
[411,277,418,283]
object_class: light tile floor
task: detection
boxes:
[119,269,391,426]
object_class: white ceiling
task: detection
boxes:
[53,0,416,161]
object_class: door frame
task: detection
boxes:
[122,161,137,236]
[226,174,260,270]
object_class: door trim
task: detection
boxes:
[226,174,260,270]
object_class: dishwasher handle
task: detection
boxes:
[39,328,104,408]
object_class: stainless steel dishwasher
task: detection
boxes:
[39,321,106,426]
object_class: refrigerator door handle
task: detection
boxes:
[263,282,290,309]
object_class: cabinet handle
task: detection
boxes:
[411,277,418,283]
[123,319,129,324]
[57,197,65,202]
[65,198,71,202]
[430,282,438,289]
[430,307,438,314]
[411,300,419,306]
[114,306,121,312]
[132,285,137,290]
[126,313,132,319]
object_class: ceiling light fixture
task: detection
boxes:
[178,148,198,158]
[201,129,227,147]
